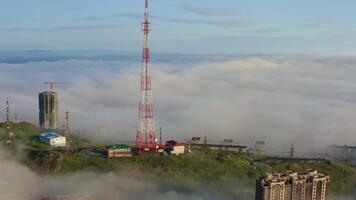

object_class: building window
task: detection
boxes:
[295,183,303,200]
[316,181,323,200]
[273,185,281,200]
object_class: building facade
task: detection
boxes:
[39,91,58,129]
[327,145,356,166]
[256,170,330,200]
[39,132,66,147]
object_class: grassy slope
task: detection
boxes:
[58,150,356,196]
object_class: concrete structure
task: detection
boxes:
[39,132,66,147]
[327,145,356,166]
[39,91,58,129]
[255,170,330,200]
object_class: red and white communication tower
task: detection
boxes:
[135,0,157,151]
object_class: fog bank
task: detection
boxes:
[1,53,356,153]
[0,150,235,200]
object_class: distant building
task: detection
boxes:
[106,144,132,158]
[327,145,356,166]
[190,143,247,154]
[39,91,58,129]
[255,170,330,200]
[255,141,266,153]
[40,132,66,147]
[223,139,234,145]
[265,157,330,165]
[189,137,203,144]
[165,140,186,155]
[187,137,247,154]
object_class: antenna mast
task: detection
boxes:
[135,0,157,151]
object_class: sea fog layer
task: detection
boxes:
[0,51,356,154]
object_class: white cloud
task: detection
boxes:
[211,58,279,71]
[1,55,356,153]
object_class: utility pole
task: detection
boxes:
[159,127,162,145]
[63,110,72,149]
[6,98,14,144]
[290,144,295,159]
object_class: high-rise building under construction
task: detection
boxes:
[39,91,58,129]
[255,170,330,200]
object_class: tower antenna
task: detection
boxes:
[135,0,157,151]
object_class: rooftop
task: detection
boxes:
[106,144,130,149]
[328,145,356,149]
[260,170,330,185]
[40,132,63,139]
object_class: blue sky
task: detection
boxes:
[0,0,355,55]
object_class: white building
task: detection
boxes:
[171,145,185,155]
[40,132,66,147]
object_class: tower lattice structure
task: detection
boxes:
[135,0,157,151]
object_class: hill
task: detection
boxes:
[1,122,356,199]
